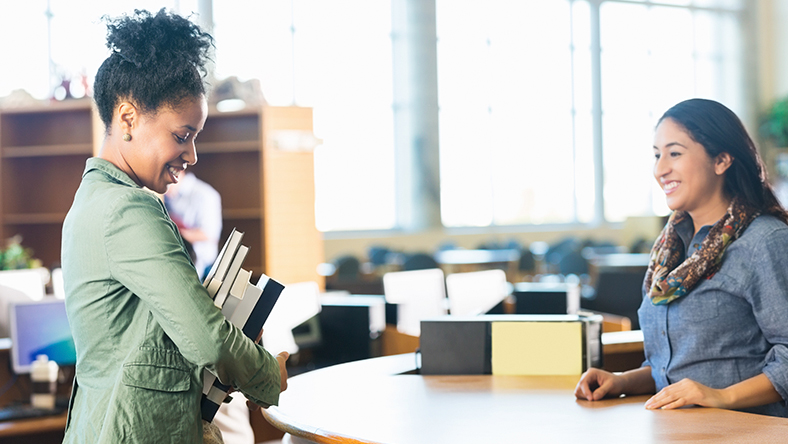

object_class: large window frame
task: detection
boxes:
[432,0,751,234]
[1,0,754,237]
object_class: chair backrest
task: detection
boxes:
[586,268,646,329]
[558,250,589,275]
[401,253,439,271]
[383,268,447,336]
[332,255,361,281]
[445,269,509,316]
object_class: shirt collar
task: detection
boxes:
[83,157,140,188]
[674,215,714,257]
[674,216,694,248]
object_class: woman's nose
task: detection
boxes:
[653,154,669,177]
[183,142,198,166]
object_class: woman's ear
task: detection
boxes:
[715,152,733,175]
[117,102,137,134]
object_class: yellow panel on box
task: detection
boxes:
[491,321,583,376]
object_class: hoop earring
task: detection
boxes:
[123,133,132,142]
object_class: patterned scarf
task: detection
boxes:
[644,199,758,305]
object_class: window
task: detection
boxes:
[2,1,751,232]
[600,1,746,222]
[213,0,396,232]
[437,0,593,227]
[436,0,747,228]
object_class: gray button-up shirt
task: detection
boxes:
[639,214,788,417]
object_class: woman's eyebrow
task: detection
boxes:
[654,141,687,149]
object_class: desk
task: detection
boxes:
[0,339,68,444]
[263,353,788,444]
[0,413,67,444]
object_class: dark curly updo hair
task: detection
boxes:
[93,9,214,131]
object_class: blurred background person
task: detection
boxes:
[165,170,222,281]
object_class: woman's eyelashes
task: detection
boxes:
[174,133,190,144]
[653,150,682,160]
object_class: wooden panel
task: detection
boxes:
[188,151,261,213]
[2,156,86,215]
[4,223,64,269]
[261,106,324,288]
[0,104,92,148]
[199,112,260,144]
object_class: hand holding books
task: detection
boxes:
[246,349,289,412]
[200,228,286,422]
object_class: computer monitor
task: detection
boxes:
[9,298,76,374]
[511,281,580,315]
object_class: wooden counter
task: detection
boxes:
[263,353,788,444]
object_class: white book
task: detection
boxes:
[201,271,284,422]
[204,277,223,299]
[202,228,244,298]
[221,268,252,319]
[229,277,262,329]
[213,245,248,308]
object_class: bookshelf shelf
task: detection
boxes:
[196,141,260,153]
[0,100,95,267]
[191,106,324,288]
[2,144,94,158]
[223,208,263,219]
[3,213,68,224]
[0,101,324,288]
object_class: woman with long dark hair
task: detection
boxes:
[575,98,788,417]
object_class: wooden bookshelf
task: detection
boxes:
[0,101,324,289]
[0,99,95,268]
[181,105,324,287]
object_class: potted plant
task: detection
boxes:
[760,96,788,148]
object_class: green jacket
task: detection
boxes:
[61,158,280,443]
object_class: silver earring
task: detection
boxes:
[123,133,132,142]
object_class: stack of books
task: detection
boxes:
[199,228,285,422]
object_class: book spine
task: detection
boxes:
[200,274,284,422]
[241,278,284,338]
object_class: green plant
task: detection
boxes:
[760,97,788,147]
[0,235,42,270]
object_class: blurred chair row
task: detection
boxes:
[324,235,651,329]
[327,234,652,285]
[380,268,600,336]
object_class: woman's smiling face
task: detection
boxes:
[121,95,207,194]
[652,118,728,216]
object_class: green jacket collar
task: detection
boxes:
[83,157,140,188]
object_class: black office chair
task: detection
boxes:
[401,252,439,271]
[629,238,653,254]
[332,255,361,281]
[544,237,581,272]
[582,268,647,329]
[367,246,391,267]
[518,248,536,274]
[558,250,589,276]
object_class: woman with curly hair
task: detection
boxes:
[61,9,287,443]
[575,98,788,417]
